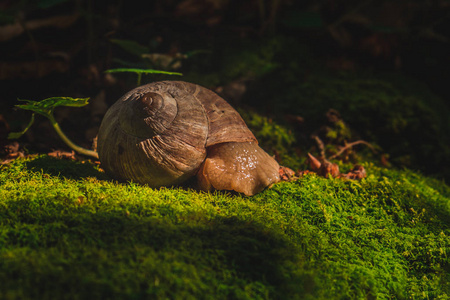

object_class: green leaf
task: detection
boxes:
[110,39,150,57]
[8,113,35,139]
[104,68,183,76]
[15,97,90,117]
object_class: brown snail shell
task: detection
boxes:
[97,81,280,195]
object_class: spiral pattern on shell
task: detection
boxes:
[97,81,258,188]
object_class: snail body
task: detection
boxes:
[97,81,280,195]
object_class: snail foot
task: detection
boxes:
[197,142,280,196]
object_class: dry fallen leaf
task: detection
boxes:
[279,166,295,181]
[47,150,76,160]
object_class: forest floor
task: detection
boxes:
[1,1,450,298]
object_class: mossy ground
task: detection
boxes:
[1,156,449,299]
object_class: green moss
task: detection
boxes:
[0,156,449,299]
[238,109,305,170]
[239,109,295,149]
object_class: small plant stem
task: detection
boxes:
[137,73,142,86]
[48,114,99,159]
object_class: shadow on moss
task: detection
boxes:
[1,205,315,299]
[24,156,109,181]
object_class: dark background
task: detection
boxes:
[1,0,449,180]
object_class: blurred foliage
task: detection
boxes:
[228,37,450,179]
[37,0,70,9]
[325,119,352,144]
[0,0,71,24]
[183,34,450,178]
[239,109,295,150]
[109,38,208,73]
[291,73,450,178]
[110,39,150,58]
[220,39,281,81]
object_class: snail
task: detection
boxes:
[97,81,281,196]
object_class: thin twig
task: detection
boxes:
[311,134,326,160]
[329,140,376,160]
